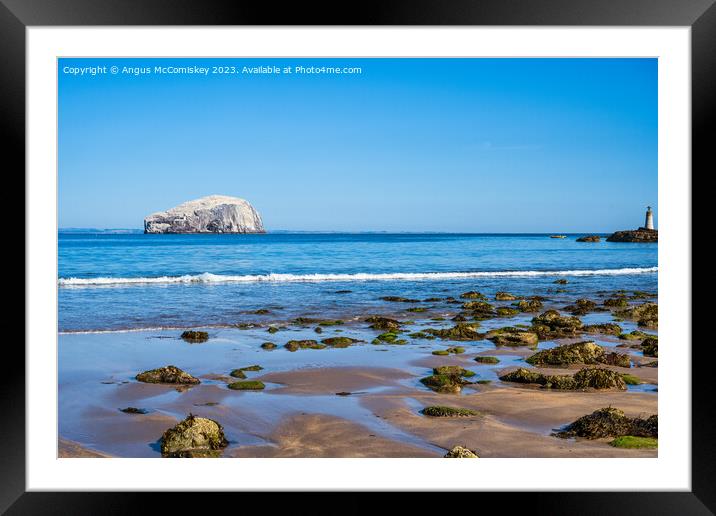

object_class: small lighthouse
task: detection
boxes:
[644,206,655,230]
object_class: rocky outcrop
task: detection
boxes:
[606,228,657,242]
[144,195,265,234]
[136,365,200,385]
[576,235,601,242]
[160,414,228,457]
[554,407,657,439]
[444,445,478,458]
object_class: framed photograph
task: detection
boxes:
[8,0,709,511]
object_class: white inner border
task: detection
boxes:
[27,27,691,491]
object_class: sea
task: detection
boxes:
[58,232,658,333]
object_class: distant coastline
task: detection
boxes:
[59,228,615,236]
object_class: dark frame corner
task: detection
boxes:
[6,0,710,513]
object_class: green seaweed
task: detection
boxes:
[227,380,265,390]
[610,436,658,449]
[180,330,209,343]
[421,406,480,417]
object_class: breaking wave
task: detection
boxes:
[58,267,658,287]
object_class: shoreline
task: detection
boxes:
[59,285,658,458]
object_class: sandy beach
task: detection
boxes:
[58,289,658,458]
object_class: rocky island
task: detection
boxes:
[607,206,657,243]
[606,229,658,243]
[144,195,265,234]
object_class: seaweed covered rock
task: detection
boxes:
[499,368,578,389]
[530,310,583,338]
[526,341,629,368]
[408,331,436,340]
[496,307,519,317]
[499,368,547,385]
[444,446,478,458]
[136,365,200,385]
[500,367,626,390]
[554,407,658,439]
[372,332,408,345]
[425,323,484,341]
[641,337,658,357]
[227,380,265,390]
[318,320,344,326]
[365,316,402,331]
[576,235,601,242]
[616,302,658,329]
[160,414,228,457]
[180,330,209,343]
[422,406,480,417]
[515,299,543,312]
[433,365,475,377]
[284,340,326,352]
[460,291,487,300]
[461,301,495,317]
[260,342,277,350]
[563,299,597,315]
[321,337,361,348]
[420,373,471,393]
[293,317,322,325]
[572,368,627,390]
[486,327,539,347]
[446,346,465,354]
[582,323,622,335]
[604,297,629,308]
[553,279,568,285]
[120,407,148,414]
[619,330,652,340]
[474,356,500,364]
[381,296,420,303]
[495,291,518,301]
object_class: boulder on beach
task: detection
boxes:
[526,341,630,368]
[285,340,326,351]
[486,327,539,347]
[499,366,626,390]
[365,316,402,331]
[444,445,479,458]
[420,373,471,393]
[582,323,622,335]
[530,310,583,338]
[515,299,543,312]
[136,365,200,385]
[180,330,209,343]
[144,195,265,234]
[421,406,480,417]
[616,302,658,329]
[425,323,484,341]
[160,414,228,457]
[554,407,657,439]
[641,337,658,357]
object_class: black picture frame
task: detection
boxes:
[5,0,709,512]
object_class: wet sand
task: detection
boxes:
[59,298,658,458]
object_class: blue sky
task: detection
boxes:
[58,58,657,232]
